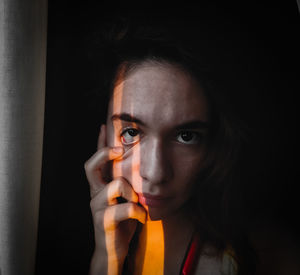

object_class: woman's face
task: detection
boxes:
[106,62,210,220]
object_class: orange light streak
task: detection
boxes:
[132,220,165,275]
[106,79,124,274]
[104,72,166,274]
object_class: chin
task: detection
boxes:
[146,203,188,222]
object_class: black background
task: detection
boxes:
[35,2,299,274]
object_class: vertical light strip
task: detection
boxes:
[133,220,165,275]
[126,80,165,274]
[0,1,48,274]
[112,81,124,176]
[107,78,124,273]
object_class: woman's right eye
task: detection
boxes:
[120,128,140,145]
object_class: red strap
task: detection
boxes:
[181,235,200,275]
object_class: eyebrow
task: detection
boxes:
[111,113,146,126]
[111,112,209,129]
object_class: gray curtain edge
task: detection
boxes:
[0,0,48,274]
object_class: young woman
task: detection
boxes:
[84,16,255,275]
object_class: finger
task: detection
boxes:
[90,177,138,211]
[84,146,124,196]
[103,202,147,230]
[97,124,106,150]
[107,177,138,205]
[96,125,109,186]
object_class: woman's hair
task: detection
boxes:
[88,14,257,274]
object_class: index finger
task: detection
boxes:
[84,146,124,197]
[97,124,106,150]
[85,124,124,196]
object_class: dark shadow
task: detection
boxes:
[36,3,299,275]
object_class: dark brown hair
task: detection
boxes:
[90,15,257,274]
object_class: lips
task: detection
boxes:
[138,193,170,208]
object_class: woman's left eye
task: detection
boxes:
[176,131,202,145]
[120,128,140,145]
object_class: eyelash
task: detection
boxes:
[175,131,202,145]
[120,127,203,146]
[120,127,141,145]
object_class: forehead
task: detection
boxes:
[108,63,209,127]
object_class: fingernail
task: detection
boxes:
[113,147,124,154]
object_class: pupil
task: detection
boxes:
[128,129,138,136]
[181,132,193,141]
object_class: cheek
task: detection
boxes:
[173,147,205,170]
[172,151,205,189]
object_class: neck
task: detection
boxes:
[128,210,195,275]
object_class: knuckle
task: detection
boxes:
[98,147,109,160]
[116,177,129,192]
[84,159,91,172]
[108,179,122,199]
[89,198,96,210]
[115,176,127,184]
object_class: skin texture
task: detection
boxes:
[107,62,210,220]
[85,128,147,275]
[85,62,211,274]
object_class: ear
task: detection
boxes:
[97,124,107,150]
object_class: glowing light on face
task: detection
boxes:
[128,102,144,216]
[105,79,124,274]
[111,80,124,178]
[105,61,209,273]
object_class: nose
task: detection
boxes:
[139,137,173,185]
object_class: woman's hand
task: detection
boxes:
[84,125,146,275]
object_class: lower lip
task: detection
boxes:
[138,194,169,208]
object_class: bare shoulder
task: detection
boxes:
[194,245,238,275]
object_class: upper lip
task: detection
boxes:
[138,193,168,200]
